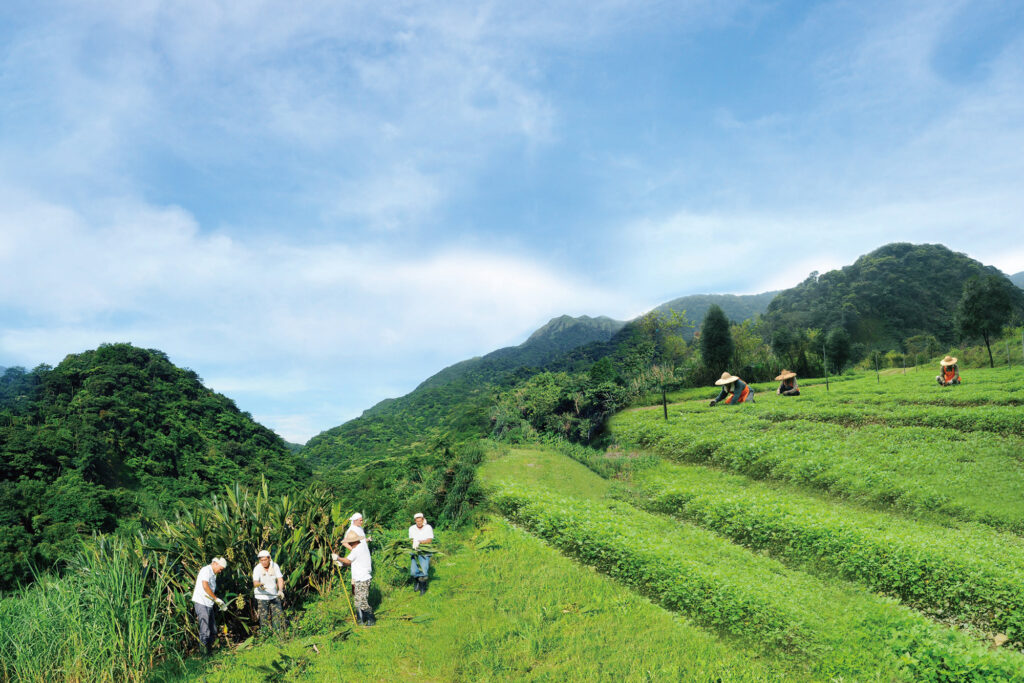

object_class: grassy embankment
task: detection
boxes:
[160,487,796,681]
[484,446,1024,681]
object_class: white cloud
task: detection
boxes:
[0,190,639,441]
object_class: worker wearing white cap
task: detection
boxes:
[408,513,434,595]
[343,512,370,550]
[252,550,285,636]
[191,556,228,654]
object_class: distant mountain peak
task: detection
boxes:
[524,314,624,345]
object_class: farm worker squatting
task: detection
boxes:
[776,369,800,396]
[936,355,961,386]
[191,556,228,654]
[710,372,754,406]
[252,550,286,636]
[333,529,375,626]
[409,512,434,595]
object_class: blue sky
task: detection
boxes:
[2,0,1023,442]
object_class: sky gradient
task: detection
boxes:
[2,0,1023,442]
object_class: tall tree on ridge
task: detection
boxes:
[701,304,734,373]
[956,275,1017,368]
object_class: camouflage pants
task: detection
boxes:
[256,598,285,635]
[352,580,371,611]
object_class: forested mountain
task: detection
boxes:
[1012,271,1024,289]
[653,292,778,338]
[0,344,310,589]
[419,315,624,389]
[304,314,624,468]
[308,242,1022,470]
[763,243,1022,348]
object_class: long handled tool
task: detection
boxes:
[330,546,359,626]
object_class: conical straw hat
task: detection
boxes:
[940,355,957,366]
[714,371,740,386]
[775,369,796,381]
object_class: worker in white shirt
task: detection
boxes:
[191,557,228,654]
[409,512,434,595]
[252,550,286,636]
[332,529,375,625]
[343,512,370,550]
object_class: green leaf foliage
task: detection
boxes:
[0,343,311,589]
[763,243,1022,349]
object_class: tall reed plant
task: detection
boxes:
[0,536,178,682]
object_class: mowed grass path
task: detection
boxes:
[482,448,1024,681]
[160,514,797,682]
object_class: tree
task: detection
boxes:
[825,327,852,373]
[956,276,1017,368]
[700,305,734,373]
[903,333,941,367]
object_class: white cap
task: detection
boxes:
[257,550,271,558]
[413,512,424,519]
[349,512,363,521]
[212,557,228,568]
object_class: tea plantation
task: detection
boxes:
[482,366,1024,681]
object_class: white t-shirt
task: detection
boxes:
[409,523,434,544]
[252,561,284,601]
[347,542,372,582]
[192,564,217,606]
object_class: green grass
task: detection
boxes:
[485,450,1024,681]
[0,537,180,683]
[629,460,1024,636]
[612,394,1024,533]
[159,518,803,682]
[479,446,613,500]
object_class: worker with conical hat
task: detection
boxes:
[775,369,800,396]
[936,356,961,386]
[710,372,754,406]
[332,528,375,626]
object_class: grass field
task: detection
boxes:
[160,513,804,682]
[81,365,1024,681]
[482,446,1024,682]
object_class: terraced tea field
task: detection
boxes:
[483,366,1024,681]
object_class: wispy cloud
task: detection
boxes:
[0,189,640,440]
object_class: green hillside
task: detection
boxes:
[763,243,1024,348]
[307,243,1023,468]
[0,344,311,589]
[189,369,1024,681]
[304,314,624,468]
[653,291,778,338]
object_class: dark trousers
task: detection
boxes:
[194,602,217,648]
[256,598,285,635]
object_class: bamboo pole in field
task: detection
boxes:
[1008,337,1013,368]
[874,352,880,383]
[822,342,829,391]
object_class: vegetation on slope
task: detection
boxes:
[653,291,778,340]
[0,343,311,589]
[484,447,1024,681]
[303,315,624,468]
[763,243,1024,349]
[162,515,809,682]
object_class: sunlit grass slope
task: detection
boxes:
[161,516,799,682]
[484,446,1024,681]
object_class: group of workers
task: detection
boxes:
[710,355,961,405]
[189,512,434,655]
